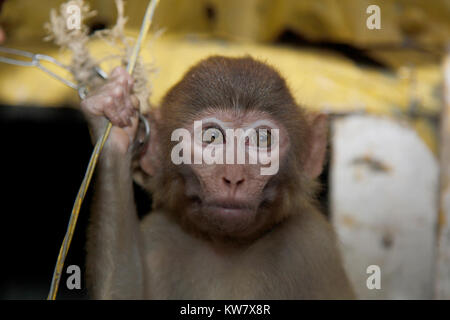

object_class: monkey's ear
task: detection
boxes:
[132,108,161,185]
[304,112,328,179]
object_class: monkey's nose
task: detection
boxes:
[222,176,245,187]
[221,165,246,192]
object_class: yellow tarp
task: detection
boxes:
[0,34,442,113]
[3,0,450,48]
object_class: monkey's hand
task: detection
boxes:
[81,66,140,156]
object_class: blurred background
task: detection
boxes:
[0,0,449,299]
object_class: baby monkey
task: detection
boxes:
[81,56,354,299]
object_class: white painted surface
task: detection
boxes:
[330,115,439,299]
[436,54,450,299]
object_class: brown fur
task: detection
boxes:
[85,56,355,299]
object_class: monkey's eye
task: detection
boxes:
[256,128,272,149]
[202,127,224,145]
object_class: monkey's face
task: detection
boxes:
[138,56,327,240]
[169,109,291,238]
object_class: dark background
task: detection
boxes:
[0,105,153,299]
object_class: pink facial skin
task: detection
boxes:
[178,108,290,235]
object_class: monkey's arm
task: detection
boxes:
[86,149,146,299]
[81,66,145,299]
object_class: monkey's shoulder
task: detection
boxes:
[267,209,339,251]
[288,210,355,299]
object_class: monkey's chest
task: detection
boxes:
[144,240,286,299]
[141,213,296,299]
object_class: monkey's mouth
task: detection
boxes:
[207,203,254,216]
[191,196,257,217]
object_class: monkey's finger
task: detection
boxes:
[80,95,108,117]
[110,66,127,79]
[120,108,133,127]
[110,85,129,120]
[104,102,126,127]
[130,95,140,111]
[115,93,135,127]
[98,79,124,93]
[123,113,140,144]
[124,97,136,117]
[120,87,137,119]
[112,84,125,102]
[115,73,132,91]
[110,68,134,93]
[113,70,134,91]
[127,76,135,91]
